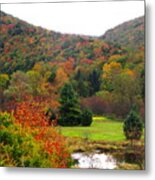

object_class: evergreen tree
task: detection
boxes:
[88,69,101,95]
[58,83,81,126]
[74,69,83,81]
[123,107,143,140]
[48,69,56,83]
[73,69,89,97]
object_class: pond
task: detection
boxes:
[71,152,117,169]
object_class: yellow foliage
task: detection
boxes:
[103,62,122,78]
[124,69,135,77]
[109,54,123,62]
[33,62,43,72]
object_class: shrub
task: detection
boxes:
[0,112,13,127]
[123,107,143,140]
[0,112,51,167]
[0,109,72,168]
[81,108,93,126]
[14,100,48,128]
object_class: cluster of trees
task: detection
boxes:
[0,11,144,127]
[77,51,144,119]
[1,11,123,75]
[0,61,69,103]
[58,83,92,126]
[71,67,101,97]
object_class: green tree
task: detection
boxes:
[0,74,9,89]
[0,74,9,107]
[73,69,89,97]
[48,67,57,83]
[123,107,143,140]
[4,71,32,101]
[27,70,41,96]
[88,69,101,95]
[58,83,81,126]
[113,72,140,107]
[72,79,89,97]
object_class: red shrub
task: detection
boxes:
[35,128,70,168]
[14,100,48,128]
[14,99,71,168]
[80,96,111,115]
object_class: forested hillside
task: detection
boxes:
[0,11,122,74]
[101,16,144,49]
[0,10,144,117]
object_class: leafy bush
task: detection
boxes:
[81,108,93,126]
[0,111,72,168]
[0,112,13,127]
[14,100,48,127]
[0,112,50,167]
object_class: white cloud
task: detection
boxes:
[1,0,145,36]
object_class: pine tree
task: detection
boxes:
[88,69,101,95]
[123,107,143,140]
[58,83,81,126]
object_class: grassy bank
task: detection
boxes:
[55,116,144,170]
[59,116,125,141]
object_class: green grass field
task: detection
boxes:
[59,117,125,141]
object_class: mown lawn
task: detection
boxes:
[59,116,125,141]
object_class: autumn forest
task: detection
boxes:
[0,10,145,170]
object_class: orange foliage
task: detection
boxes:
[28,37,35,44]
[52,67,68,90]
[14,100,48,127]
[61,60,74,75]
[94,47,102,56]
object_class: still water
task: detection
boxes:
[71,152,117,169]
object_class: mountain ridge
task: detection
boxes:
[0,10,122,74]
[0,11,144,74]
[101,16,144,49]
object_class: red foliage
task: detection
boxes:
[35,127,70,168]
[26,28,35,33]
[14,100,48,128]
[7,24,15,29]
[81,59,93,65]
[61,60,74,75]
[14,99,70,168]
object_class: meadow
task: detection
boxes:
[59,116,125,141]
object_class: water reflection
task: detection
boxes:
[71,152,117,169]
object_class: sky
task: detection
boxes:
[1,0,145,36]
